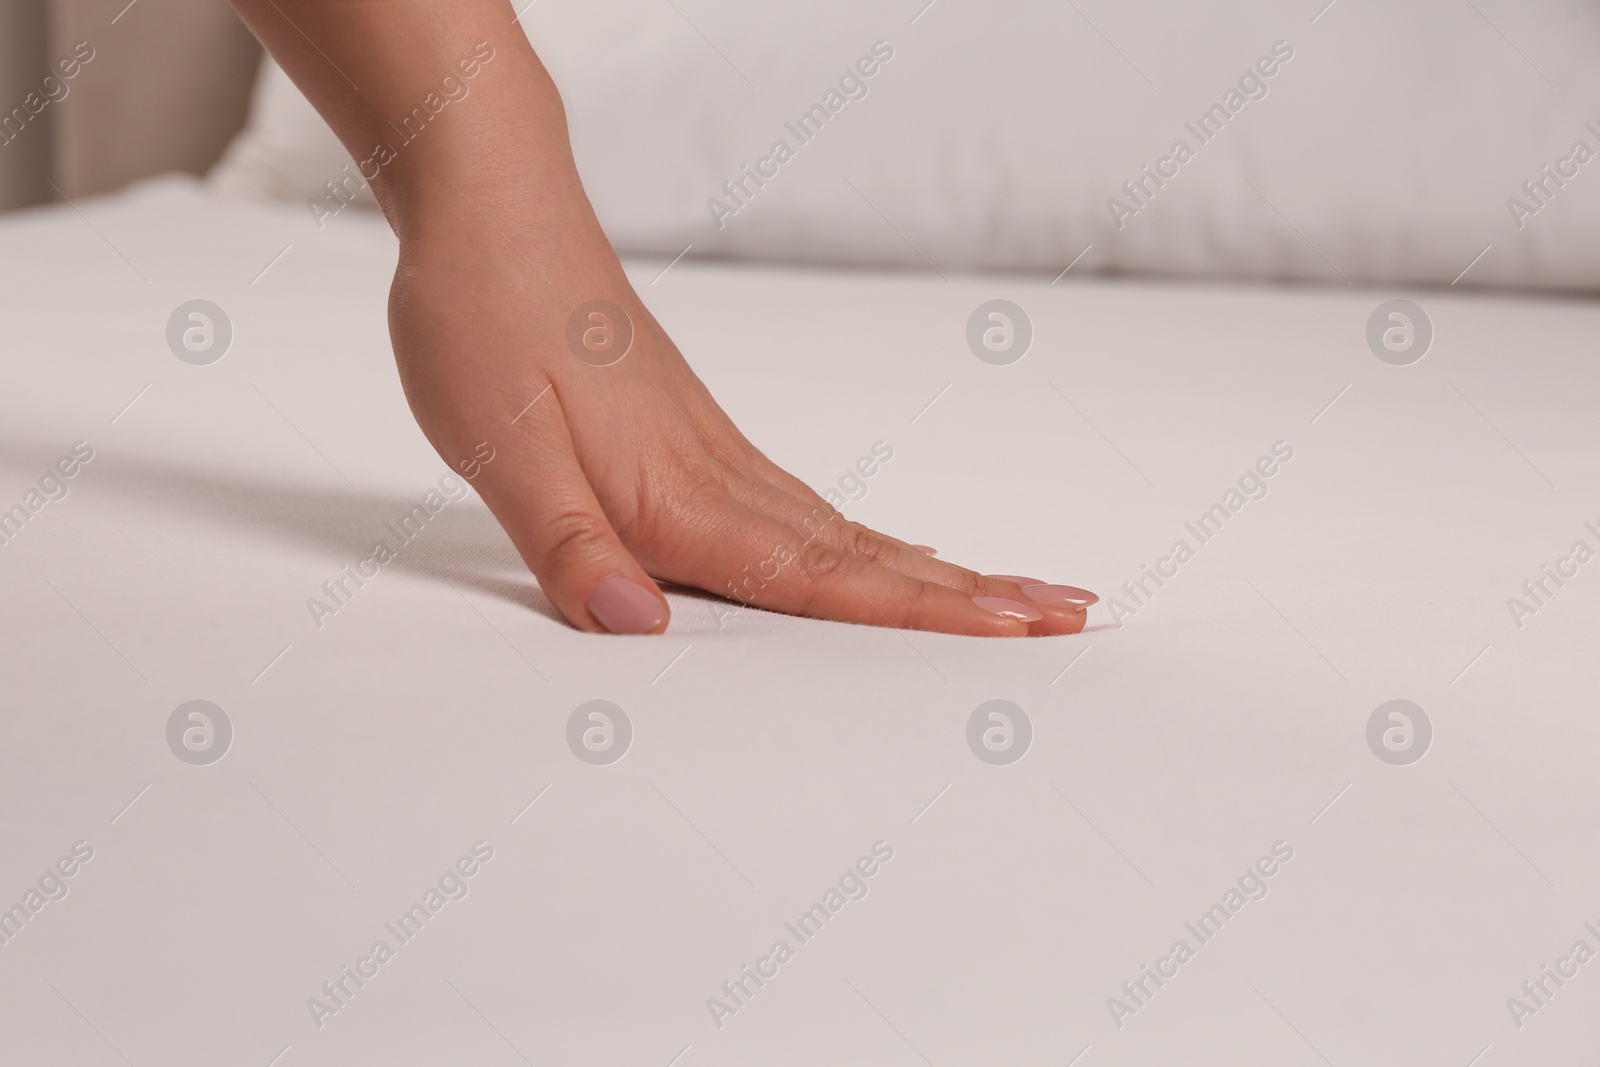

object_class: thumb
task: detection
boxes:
[475,389,669,634]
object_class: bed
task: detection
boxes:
[0,175,1596,1065]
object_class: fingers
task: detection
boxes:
[740,488,1093,635]
[739,448,1096,632]
[616,382,1094,636]
[669,500,1048,636]
[477,387,670,634]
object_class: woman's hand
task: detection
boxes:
[226,0,1096,635]
[389,217,1095,635]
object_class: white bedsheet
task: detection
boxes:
[1,179,1596,1065]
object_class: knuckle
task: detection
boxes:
[538,509,613,563]
[792,502,841,544]
[841,521,891,565]
[795,539,851,584]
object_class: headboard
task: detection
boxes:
[0,0,261,211]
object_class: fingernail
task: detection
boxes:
[1022,584,1099,609]
[972,595,1043,621]
[913,545,938,555]
[587,576,667,634]
[985,573,1046,586]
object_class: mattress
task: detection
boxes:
[0,178,1596,1065]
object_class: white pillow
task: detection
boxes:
[210,0,1600,289]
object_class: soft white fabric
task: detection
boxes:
[1,180,1596,1064]
[209,0,1600,289]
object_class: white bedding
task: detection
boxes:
[213,0,1600,290]
[1,179,1597,1065]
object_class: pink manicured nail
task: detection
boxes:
[913,545,938,555]
[587,576,667,634]
[986,574,1046,586]
[1022,584,1099,609]
[972,595,1043,621]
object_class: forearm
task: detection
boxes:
[226,0,610,259]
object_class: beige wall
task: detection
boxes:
[0,0,260,211]
[0,0,55,210]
